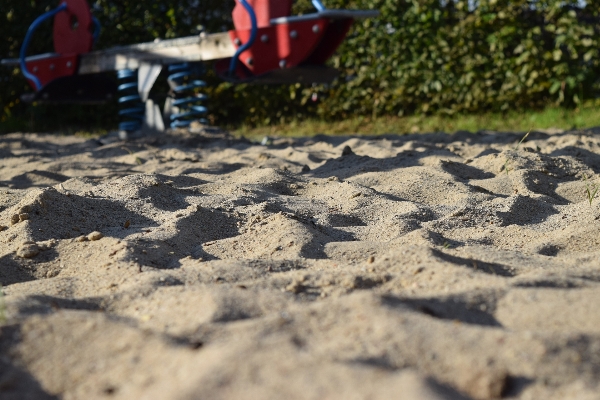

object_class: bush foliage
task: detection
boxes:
[1,0,599,132]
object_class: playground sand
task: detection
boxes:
[1,128,600,399]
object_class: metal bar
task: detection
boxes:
[2,53,56,66]
[311,0,327,12]
[78,32,235,74]
[2,32,235,73]
[270,10,380,25]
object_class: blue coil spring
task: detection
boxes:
[117,69,145,132]
[167,63,208,128]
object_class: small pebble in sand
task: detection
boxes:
[286,280,306,294]
[124,220,131,228]
[19,213,30,222]
[75,236,88,242]
[17,242,40,258]
[88,231,104,241]
[0,225,7,232]
[367,256,375,264]
[301,165,311,173]
[460,367,508,399]
[37,240,57,251]
[46,269,59,278]
[10,214,20,225]
[341,145,354,156]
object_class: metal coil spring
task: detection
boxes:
[167,63,208,128]
[117,69,145,132]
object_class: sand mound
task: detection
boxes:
[1,128,600,399]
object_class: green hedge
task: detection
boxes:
[1,0,599,132]
[322,0,600,119]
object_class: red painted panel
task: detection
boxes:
[228,19,328,76]
[232,0,293,30]
[304,19,353,65]
[25,54,79,90]
[53,0,94,55]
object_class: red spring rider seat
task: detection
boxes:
[218,0,369,83]
[21,0,95,91]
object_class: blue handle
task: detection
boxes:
[228,0,258,77]
[312,0,327,12]
[92,16,101,43]
[20,3,68,91]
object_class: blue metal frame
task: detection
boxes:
[19,3,68,91]
[228,0,258,77]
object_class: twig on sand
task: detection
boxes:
[503,129,532,175]
[121,146,144,165]
[583,174,600,206]
[515,129,531,150]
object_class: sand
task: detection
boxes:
[0,128,600,399]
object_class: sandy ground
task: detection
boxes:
[0,128,600,399]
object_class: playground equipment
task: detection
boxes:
[1,0,378,133]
